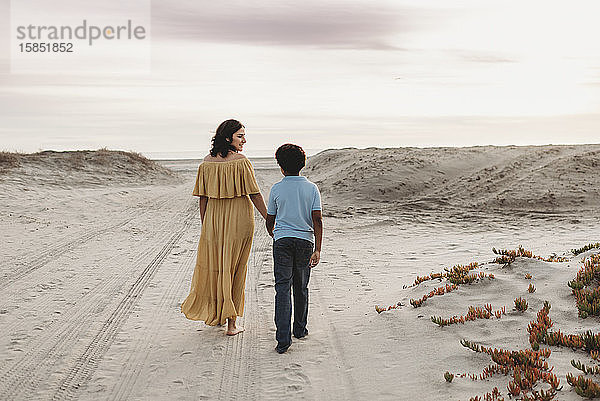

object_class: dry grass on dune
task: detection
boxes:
[27,149,161,170]
[0,151,22,171]
[0,149,179,187]
[95,148,158,169]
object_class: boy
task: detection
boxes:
[266,144,323,354]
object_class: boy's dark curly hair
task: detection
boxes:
[275,144,306,175]
[210,119,244,158]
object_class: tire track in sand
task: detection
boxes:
[309,272,359,399]
[213,216,271,401]
[0,189,189,340]
[50,201,196,401]
[104,235,198,400]
[0,189,178,290]
[0,199,195,401]
[0,219,132,290]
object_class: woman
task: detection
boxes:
[181,119,268,335]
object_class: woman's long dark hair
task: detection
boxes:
[210,119,244,158]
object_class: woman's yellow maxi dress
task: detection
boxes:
[181,158,260,325]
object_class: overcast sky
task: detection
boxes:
[1,0,600,157]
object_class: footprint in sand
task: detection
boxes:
[284,363,311,391]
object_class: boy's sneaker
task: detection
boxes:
[293,328,308,339]
[276,344,290,354]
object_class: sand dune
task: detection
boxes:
[0,149,180,188]
[306,145,600,216]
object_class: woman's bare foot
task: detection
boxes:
[226,318,244,336]
[226,326,245,336]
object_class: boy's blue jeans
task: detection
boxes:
[273,237,313,351]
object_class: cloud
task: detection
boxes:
[151,1,412,50]
[452,50,516,64]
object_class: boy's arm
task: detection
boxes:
[266,214,275,238]
[310,210,322,267]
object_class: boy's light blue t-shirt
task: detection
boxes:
[267,176,321,243]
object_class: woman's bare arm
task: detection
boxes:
[249,192,268,220]
[199,196,208,223]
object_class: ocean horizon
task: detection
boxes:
[144,149,324,160]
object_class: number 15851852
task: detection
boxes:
[19,43,74,52]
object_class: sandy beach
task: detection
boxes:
[1,145,600,400]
